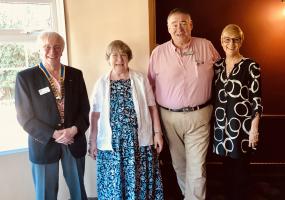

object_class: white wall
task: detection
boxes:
[65,0,151,93]
[0,152,34,199]
[0,151,71,199]
[65,1,151,197]
[0,0,151,199]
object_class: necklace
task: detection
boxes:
[225,55,243,77]
[39,62,65,100]
[39,62,65,123]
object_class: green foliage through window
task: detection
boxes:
[0,43,40,105]
[0,1,51,106]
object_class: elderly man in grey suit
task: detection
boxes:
[15,31,90,200]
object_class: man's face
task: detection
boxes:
[40,37,63,66]
[167,13,192,43]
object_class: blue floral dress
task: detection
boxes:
[97,79,164,200]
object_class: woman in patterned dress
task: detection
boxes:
[88,40,164,200]
[212,24,263,200]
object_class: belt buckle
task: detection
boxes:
[183,107,190,112]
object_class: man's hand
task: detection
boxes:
[53,126,78,145]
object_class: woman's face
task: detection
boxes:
[109,50,129,71]
[221,33,242,57]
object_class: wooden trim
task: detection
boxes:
[207,162,285,165]
[261,114,285,119]
[148,0,156,54]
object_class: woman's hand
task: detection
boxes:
[154,132,163,154]
[248,129,259,149]
[89,112,100,160]
[249,113,260,149]
[88,141,98,160]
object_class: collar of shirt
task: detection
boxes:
[170,39,193,56]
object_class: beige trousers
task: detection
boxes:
[160,105,212,200]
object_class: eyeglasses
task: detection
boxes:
[222,37,241,44]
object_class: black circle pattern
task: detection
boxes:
[213,58,263,159]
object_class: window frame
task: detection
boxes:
[0,0,68,153]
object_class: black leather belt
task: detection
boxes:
[160,101,211,112]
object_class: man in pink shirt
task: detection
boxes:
[148,8,220,200]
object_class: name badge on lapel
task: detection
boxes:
[38,87,51,95]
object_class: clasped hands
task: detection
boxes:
[52,126,78,145]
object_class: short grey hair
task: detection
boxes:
[167,8,192,23]
[37,31,65,50]
[105,40,133,61]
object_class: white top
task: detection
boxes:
[91,69,156,150]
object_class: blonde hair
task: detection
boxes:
[105,40,133,61]
[221,24,244,42]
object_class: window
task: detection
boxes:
[0,0,67,153]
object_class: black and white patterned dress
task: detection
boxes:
[213,58,263,159]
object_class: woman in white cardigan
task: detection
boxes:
[89,40,164,200]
